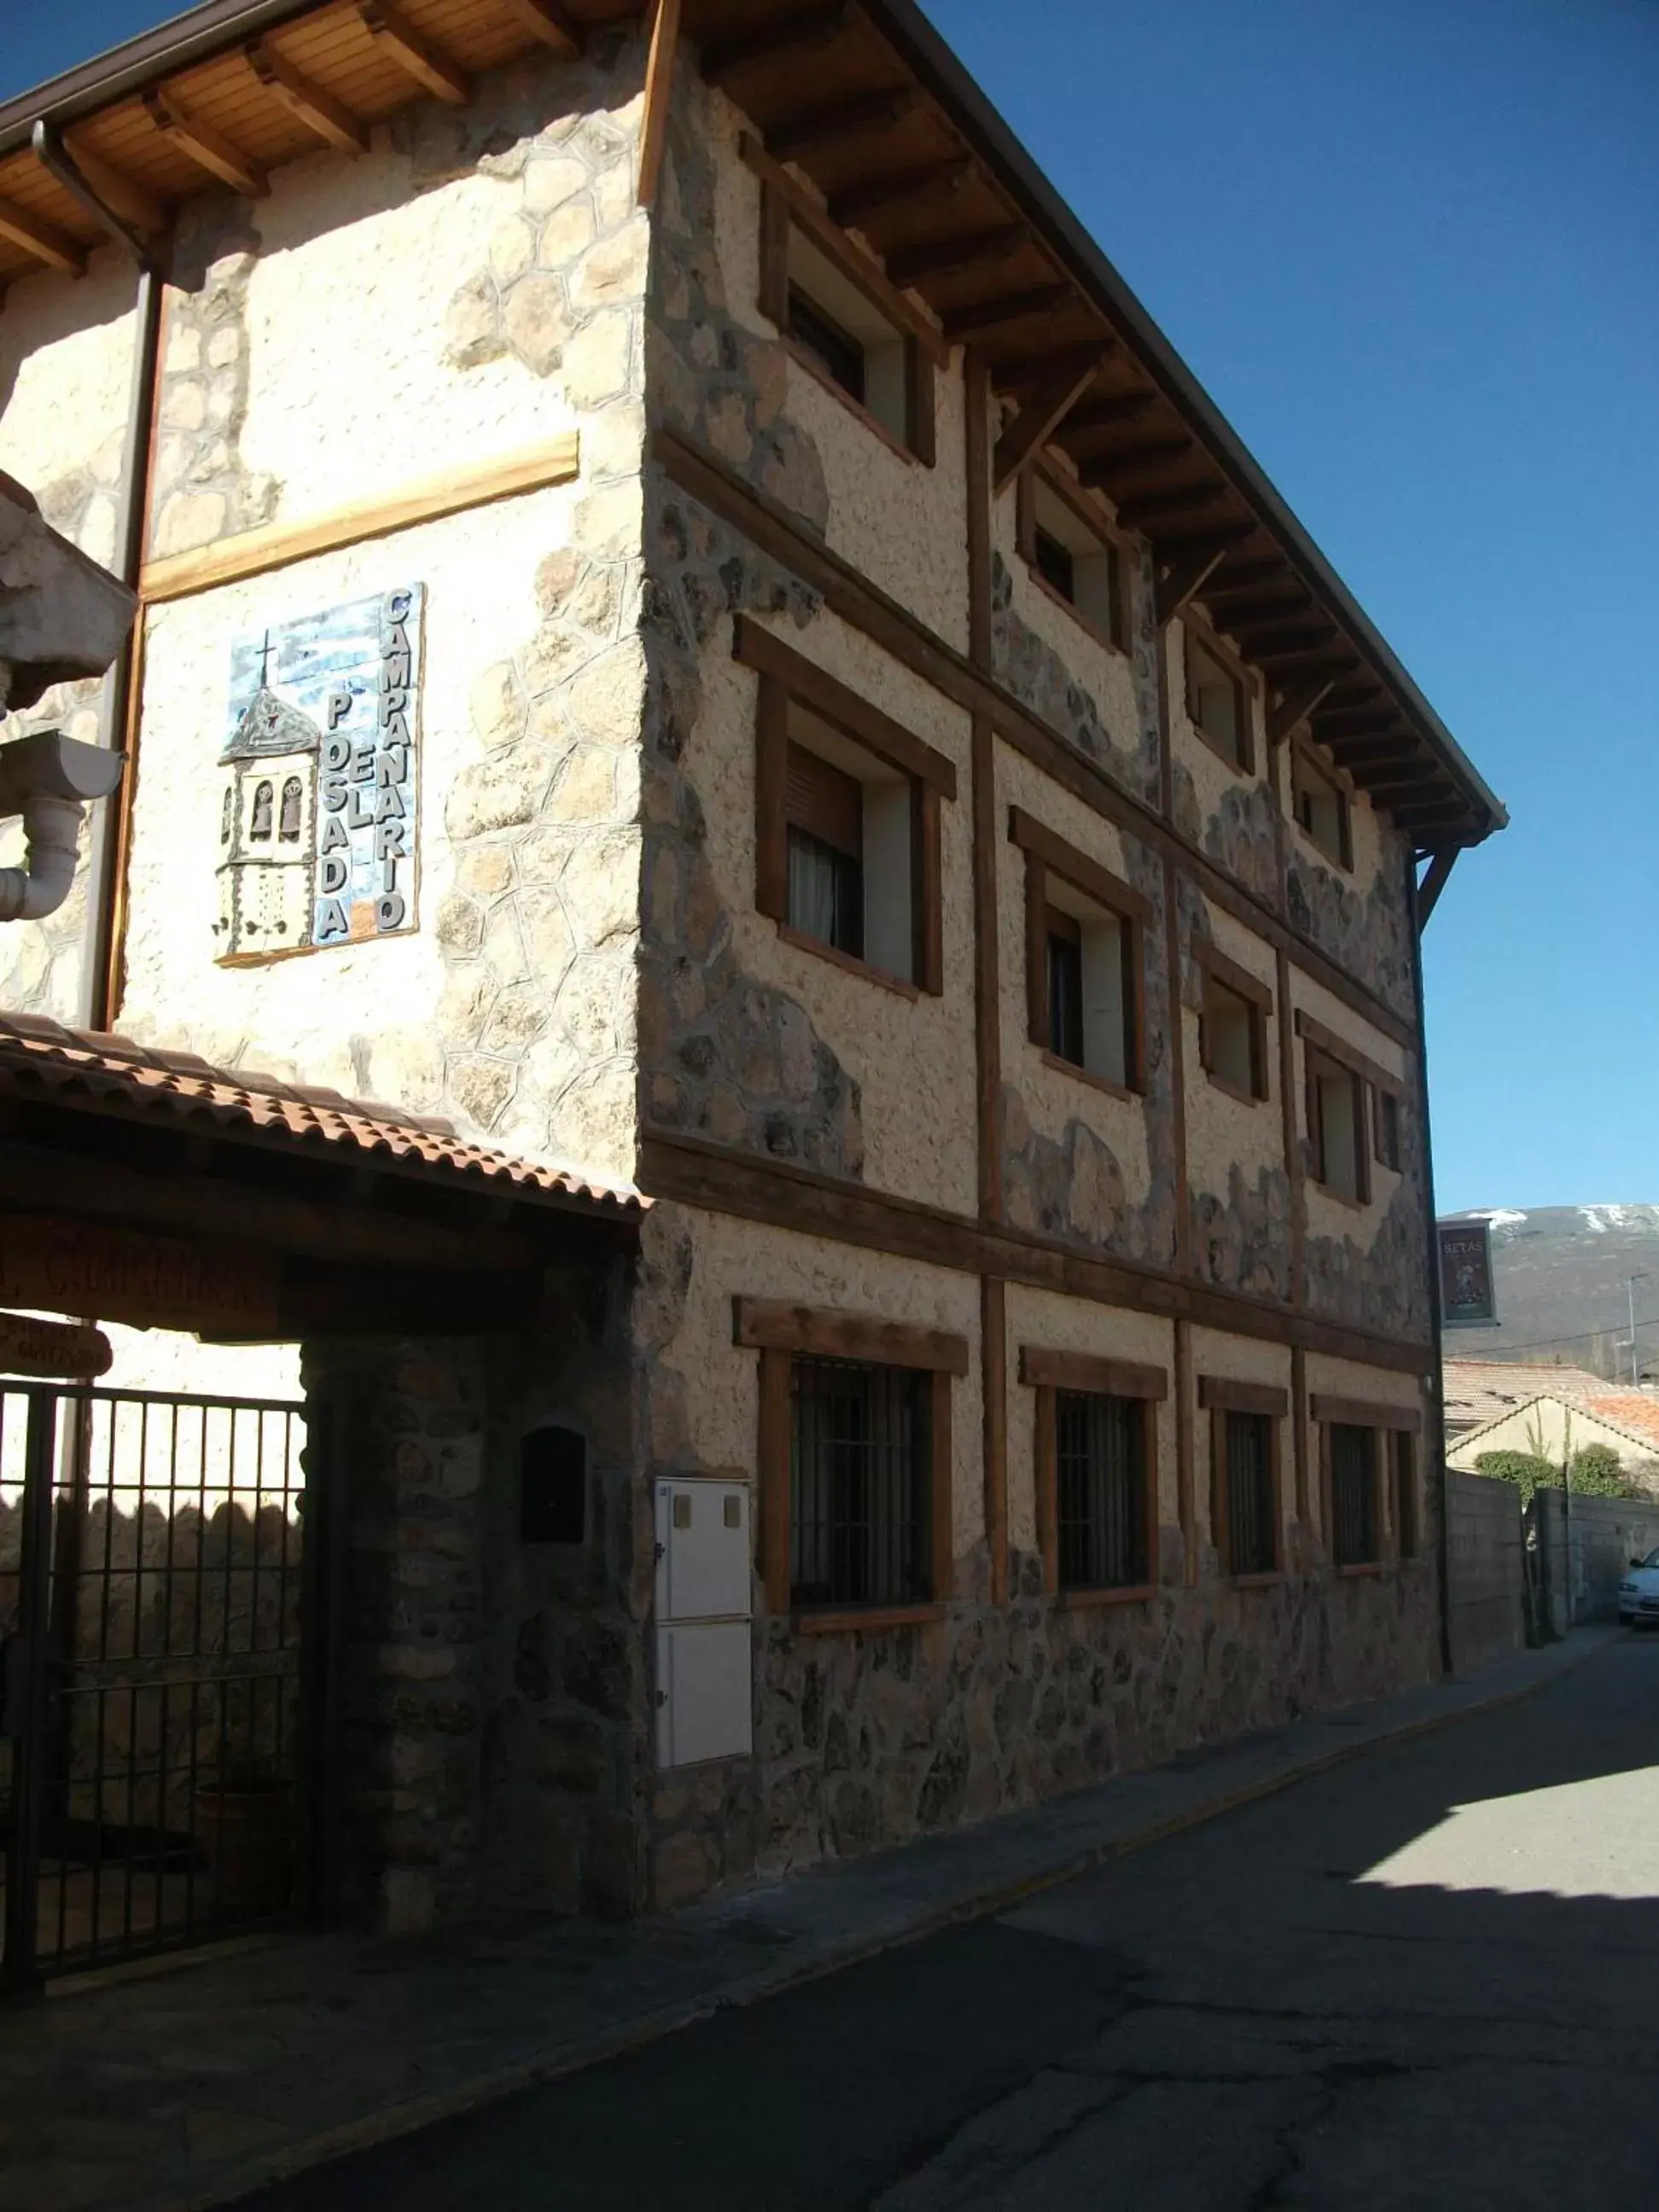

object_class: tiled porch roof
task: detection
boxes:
[0,1010,643,1219]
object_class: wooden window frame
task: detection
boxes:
[1295,1010,1406,1209]
[1015,456,1133,658]
[736,614,953,996]
[1310,1394,1422,1572]
[1022,1345,1166,1604]
[745,132,940,469]
[1008,806,1150,1101]
[1182,616,1258,777]
[739,1295,963,1631]
[1191,937,1272,1105]
[1392,1430,1419,1561]
[1322,1420,1384,1573]
[1197,1375,1286,1584]
[1289,737,1354,873]
[1373,1082,1404,1174]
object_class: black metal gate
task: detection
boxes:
[1,1382,307,1988]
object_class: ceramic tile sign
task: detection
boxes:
[214,585,423,963]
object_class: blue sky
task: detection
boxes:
[6,3,1656,1212]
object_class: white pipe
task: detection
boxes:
[0,793,86,922]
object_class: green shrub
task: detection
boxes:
[1569,1441,1633,1498]
[1474,1450,1557,1504]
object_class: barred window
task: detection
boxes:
[1221,1410,1276,1577]
[1057,1391,1148,1592]
[1330,1423,1379,1566]
[791,1358,931,1612]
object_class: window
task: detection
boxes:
[1194,941,1272,1103]
[1185,629,1252,771]
[1374,1086,1402,1173]
[1393,1432,1417,1559]
[249,779,273,841]
[1307,1051,1370,1205]
[278,776,304,842]
[750,135,939,465]
[740,1297,963,1625]
[1016,462,1129,652]
[1022,1344,1167,1598]
[738,615,953,995]
[1199,1376,1286,1580]
[1291,747,1351,870]
[1330,1423,1380,1567]
[1011,806,1149,1097]
[1057,1391,1149,1592]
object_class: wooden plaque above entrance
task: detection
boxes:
[0,1217,280,1335]
[0,1311,113,1379]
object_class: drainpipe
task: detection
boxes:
[0,733,125,920]
[31,119,164,1032]
[1407,847,1456,1678]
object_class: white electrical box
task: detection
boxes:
[654,1479,751,1622]
[655,1620,753,1767]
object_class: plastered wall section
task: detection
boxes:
[994,739,1155,1205]
[1289,967,1410,1253]
[1183,898,1283,1199]
[0,248,142,1025]
[649,1206,986,1565]
[1001,1283,1176,1560]
[702,87,969,651]
[1190,1326,1294,1559]
[690,609,978,1214]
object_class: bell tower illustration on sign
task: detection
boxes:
[216,627,321,961]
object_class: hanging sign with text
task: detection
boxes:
[1438,1218,1498,1329]
[0,1311,113,1379]
[0,1219,279,1335]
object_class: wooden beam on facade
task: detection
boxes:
[356,1,470,105]
[1415,846,1458,929]
[830,156,971,230]
[1239,620,1342,659]
[767,85,922,160]
[703,4,852,85]
[1079,435,1191,488]
[1319,707,1400,739]
[1267,676,1336,746]
[943,282,1073,341]
[991,352,1106,493]
[247,40,369,154]
[143,85,266,195]
[0,194,87,276]
[887,224,1026,288]
[1155,539,1228,627]
[1115,480,1230,527]
[1064,389,1156,438]
[58,134,166,236]
[498,0,583,58]
[637,0,680,207]
[1213,590,1309,632]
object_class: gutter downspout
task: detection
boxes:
[32,119,164,1032]
[1407,848,1456,1679]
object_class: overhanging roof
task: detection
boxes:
[0,0,1505,848]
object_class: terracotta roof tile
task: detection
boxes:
[0,1012,644,1220]
[1442,1359,1609,1429]
[1578,1395,1659,1454]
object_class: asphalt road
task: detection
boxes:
[247,1635,1659,2211]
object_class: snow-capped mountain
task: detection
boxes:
[1440,1205,1659,1377]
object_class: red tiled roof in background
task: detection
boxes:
[1577,1395,1659,1457]
[0,1011,643,1219]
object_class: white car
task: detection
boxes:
[1619,1548,1659,1625]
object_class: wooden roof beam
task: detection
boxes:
[357,2,469,106]
[247,40,369,154]
[0,195,86,276]
[1061,391,1157,445]
[944,282,1073,341]
[56,131,166,238]
[1319,707,1403,740]
[1416,847,1458,929]
[704,5,853,86]
[1115,480,1230,527]
[991,352,1108,493]
[143,85,265,196]
[1155,539,1229,626]
[1080,437,1194,492]
[1210,590,1310,631]
[1238,617,1342,656]
[499,0,584,58]
[1267,676,1336,747]
[888,224,1026,288]
[831,156,971,230]
[767,86,922,161]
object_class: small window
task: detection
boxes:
[1393,1432,1417,1559]
[783,224,920,455]
[1042,881,1135,1090]
[1330,1423,1380,1567]
[1021,469,1126,650]
[1309,1051,1370,1204]
[1220,1410,1277,1577]
[1292,748,1351,869]
[1374,1087,1402,1173]
[1200,971,1266,1102]
[1186,633,1249,770]
[249,779,273,841]
[278,775,305,842]
[784,705,915,982]
[1056,1390,1148,1592]
[791,1357,931,1611]
[220,786,234,845]
[787,285,865,404]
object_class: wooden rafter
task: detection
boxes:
[991,352,1107,493]
[888,224,1025,288]
[768,86,921,160]
[498,0,583,58]
[1202,556,1284,597]
[1267,676,1336,746]
[703,4,852,85]
[357,2,469,106]
[1155,539,1228,627]
[1213,590,1308,631]
[943,282,1072,341]
[247,41,369,154]
[1415,847,1458,928]
[637,0,680,207]
[1062,390,1157,440]
[1265,645,1359,674]
[1115,480,1229,527]
[58,133,166,236]
[143,86,265,196]
[1079,435,1191,487]
[1319,708,1400,739]
[831,156,970,228]
[1236,617,1340,656]
[0,194,86,276]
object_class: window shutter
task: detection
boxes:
[786,742,863,859]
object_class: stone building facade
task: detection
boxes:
[0,0,1502,1930]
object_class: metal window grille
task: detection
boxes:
[790,1359,928,1611]
[1057,1391,1146,1590]
[1224,1410,1276,1576]
[1330,1423,1378,1566]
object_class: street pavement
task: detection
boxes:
[242,1631,1659,2211]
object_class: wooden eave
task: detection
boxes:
[0,0,1503,851]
